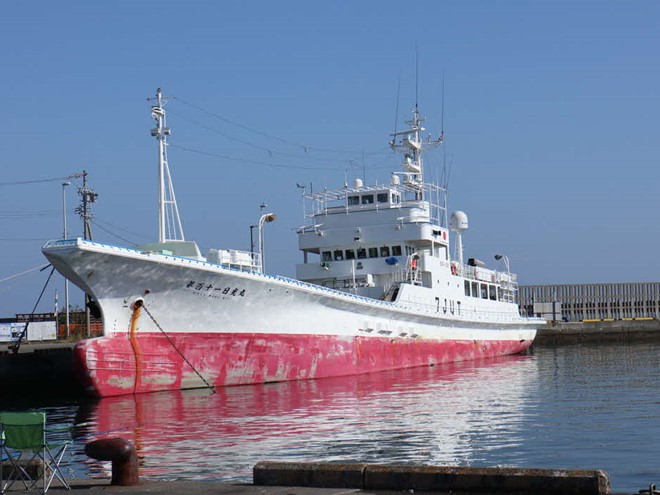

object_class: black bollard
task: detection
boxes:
[85,438,139,486]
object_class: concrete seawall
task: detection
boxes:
[0,343,81,398]
[535,319,660,345]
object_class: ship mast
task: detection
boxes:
[389,106,443,199]
[150,88,185,243]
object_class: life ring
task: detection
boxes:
[451,264,457,276]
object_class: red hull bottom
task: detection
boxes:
[73,333,533,397]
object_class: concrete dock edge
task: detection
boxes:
[253,461,368,489]
[253,462,612,495]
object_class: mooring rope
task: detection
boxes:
[139,303,215,392]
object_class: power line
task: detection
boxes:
[0,264,50,284]
[0,238,50,242]
[0,210,61,219]
[0,173,82,187]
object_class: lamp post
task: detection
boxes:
[495,254,512,302]
[494,254,510,275]
[62,181,71,339]
[258,212,276,273]
[249,224,257,270]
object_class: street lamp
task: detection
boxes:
[62,181,71,339]
[495,254,513,302]
[258,212,276,273]
[494,254,510,275]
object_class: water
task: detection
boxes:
[4,342,660,493]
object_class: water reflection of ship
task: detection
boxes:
[77,354,536,481]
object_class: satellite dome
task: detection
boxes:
[450,211,469,233]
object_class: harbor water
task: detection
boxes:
[4,341,660,493]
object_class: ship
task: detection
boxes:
[42,88,542,397]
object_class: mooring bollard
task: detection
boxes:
[84,438,139,486]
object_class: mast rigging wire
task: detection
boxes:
[172,96,388,156]
[170,143,396,172]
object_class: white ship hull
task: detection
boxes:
[43,239,537,397]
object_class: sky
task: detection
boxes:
[0,1,658,316]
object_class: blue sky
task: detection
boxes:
[0,1,658,316]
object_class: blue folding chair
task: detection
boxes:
[0,412,72,494]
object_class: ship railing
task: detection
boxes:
[302,181,448,227]
[455,262,518,302]
[382,267,409,295]
[396,295,526,322]
[206,248,263,274]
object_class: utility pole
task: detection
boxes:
[77,170,98,241]
[76,170,98,337]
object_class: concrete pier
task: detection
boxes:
[254,461,612,495]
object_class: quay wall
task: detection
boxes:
[535,318,660,345]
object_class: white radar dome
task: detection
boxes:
[450,211,469,233]
[353,178,363,188]
[391,175,400,186]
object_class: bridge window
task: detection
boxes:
[345,249,355,260]
[392,245,402,256]
[489,285,497,301]
[380,246,390,257]
[471,282,478,297]
[334,250,344,261]
[481,283,488,299]
[368,247,378,258]
[322,251,332,262]
[348,195,359,206]
[391,193,400,204]
[464,280,470,296]
[377,193,388,203]
[357,248,367,259]
[361,194,374,204]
